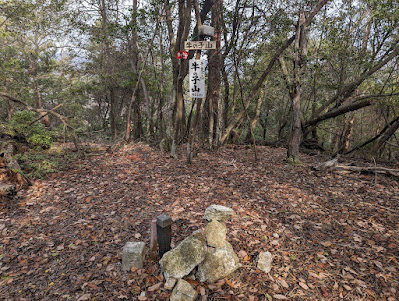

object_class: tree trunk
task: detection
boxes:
[168,0,191,158]
[204,0,222,148]
[287,12,306,163]
[370,116,399,156]
[187,98,202,163]
[245,89,264,143]
[337,113,354,154]
[34,76,50,127]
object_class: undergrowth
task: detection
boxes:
[15,150,80,179]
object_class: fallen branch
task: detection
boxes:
[0,93,80,150]
[313,158,399,179]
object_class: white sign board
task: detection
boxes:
[185,41,216,50]
[189,58,206,98]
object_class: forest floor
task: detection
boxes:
[0,143,398,300]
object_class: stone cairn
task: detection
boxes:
[159,204,241,300]
[121,204,272,301]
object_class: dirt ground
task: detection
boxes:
[1,144,398,300]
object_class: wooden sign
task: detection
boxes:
[184,41,216,50]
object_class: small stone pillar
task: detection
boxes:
[121,242,146,271]
[156,214,172,258]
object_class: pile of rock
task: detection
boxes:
[159,205,241,300]
[121,204,274,301]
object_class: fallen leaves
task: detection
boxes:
[1,144,398,300]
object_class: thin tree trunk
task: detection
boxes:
[125,4,161,142]
[34,76,50,127]
[187,98,202,164]
[345,116,399,155]
[336,113,355,155]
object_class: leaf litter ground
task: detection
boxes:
[1,144,398,300]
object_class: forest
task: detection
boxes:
[1,0,398,162]
[1,0,399,300]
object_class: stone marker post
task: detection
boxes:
[156,214,172,258]
[149,220,157,260]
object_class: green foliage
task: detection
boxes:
[15,149,79,179]
[10,111,55,148]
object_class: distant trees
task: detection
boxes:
[1,0,398,162]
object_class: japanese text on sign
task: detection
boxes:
[189,58,205,98]
[177,50,189,59]
[184,41,216,50]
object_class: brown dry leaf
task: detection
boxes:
[273,294,288,300]
[343,285,352,291]
[279,279,289,288]
[87,282,99,289]
[321,241,332,247]
[225,278,235,288]
[130,266,138,272]
[373,260,383,270]
[148,282,162,292]
[77,294,91,301]
[308,271,327,279]
[299,282,309,290]
[238,250,248,258]
[320,287,328,297]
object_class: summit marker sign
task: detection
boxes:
[189,58,205,98]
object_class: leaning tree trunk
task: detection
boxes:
[370,116,399,157]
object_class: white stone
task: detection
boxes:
[170,279,198,301]
[164,278,177,290]
[257,251,272,273]
[197,242,241,283]
[204,205,234,222]
[121,242,146,271]
[159,230,207,279]
[204,220,227,248]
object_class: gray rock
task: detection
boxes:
[197,242,241,283]
[159,230,207,279]
[204,220,227,248]
[257,251,272,273]
[121,242,146,271]
[170,279,198,301]
[164,278,177,290]
[204,205,234,222]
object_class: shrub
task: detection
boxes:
[10,110,55,149]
